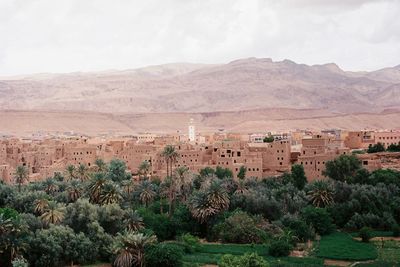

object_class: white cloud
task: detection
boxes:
[0,0,399,75]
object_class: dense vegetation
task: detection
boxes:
[368,142,400,153]
[1,150,400,267]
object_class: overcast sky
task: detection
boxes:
[1,0,399,75]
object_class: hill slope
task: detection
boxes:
[1,58,399,114]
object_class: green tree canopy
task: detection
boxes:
[323,155,362,182]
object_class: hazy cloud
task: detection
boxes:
[0,0,399,75]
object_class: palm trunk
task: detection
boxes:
[166,159,169,178]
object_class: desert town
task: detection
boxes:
[1,119,400,184]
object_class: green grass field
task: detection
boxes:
[85,237,399,267]
[183,243,324,267]
[317,232,378,261]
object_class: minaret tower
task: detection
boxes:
[188,118,195,142]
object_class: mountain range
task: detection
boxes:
[1,58,400,135]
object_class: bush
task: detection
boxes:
[145,242,184,267]
[178,233,200,253]
[367,143,385,154]
[269,239,292,257]
[345,212,393,230]
[301,206,334,235]
[280,214,314,242]
[392,224,400,237]
[359,227,372,243]
[138,208,176,241]
[219,253,269,267]
[212,211,268,244]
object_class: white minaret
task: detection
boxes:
[188,118,195,142]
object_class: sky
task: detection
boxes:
[0,0,399,75]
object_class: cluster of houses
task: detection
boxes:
[1,127,400,184]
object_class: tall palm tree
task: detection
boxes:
[138,161,150,180]
[189,180,230,223]
[100,183,122,205]
[124,210,145,232]
[135,181,156,207]
[94,158,108,173]
[40,201,65,225]
[161,145,179,178]
[65,164,76,180]
[34,198,49,215]
[77,163,89,181]
[175,166,193,202]
[160,176,177,216]
[112,231,156,267]
[67,180,82,202]
[88,173,108,204]
[307,180,334,208]
[14,165,28,192]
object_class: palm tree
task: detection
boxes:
[112,231,156,267]
[307,180,334,208]
[40,201,65,225]
[100,183,122,205]
[65,164,76,180]
[233,179,249,196]
[138,161,150,180]
[14,165,28,192]
[0,213,13,236]
[43,178,58,195]
[94,158,108,173]
[77,163,89,181]
[161,145,179,178]
[175,166,193,202]
[34,198,49,215]
[160,176,178,216]
[121,179,135,195]
[88,173,107,204]
[67,180,82,202]
[189,180,230,223]
[135,180,156,207]
[124,210,145,232]
[0,214,27,264]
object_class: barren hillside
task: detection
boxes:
[1,109,399,137]
[1,58,400,114]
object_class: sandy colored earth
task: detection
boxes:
[324,259,354,266]
[1,109,400,137]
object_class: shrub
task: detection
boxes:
[212,211,268,244]
[392,224,400,237]
[280,214,314,242]
[219,253,269,267]
[269,239,292,257]
[178,233,200,253]
[301,206,334,235]
[367,143,386,154]
[359,227,372,243]
[145,242,184,267]
[138,208,176,241]
[345,212,388,230]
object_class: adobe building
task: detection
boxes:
[296,134,351,181]
[0,129,397,184]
